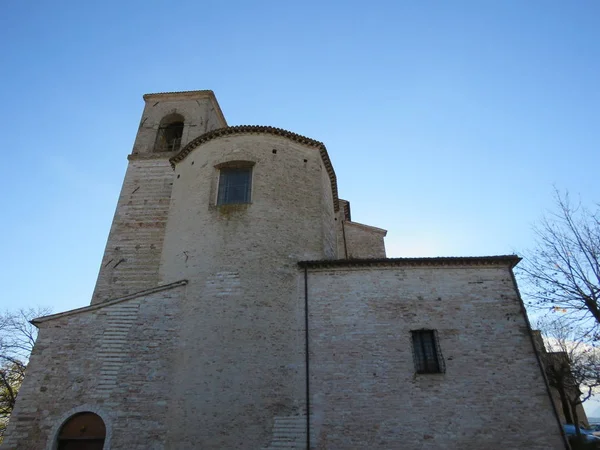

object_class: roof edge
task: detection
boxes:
[170,125,339,211]
[344,220,387,236]
[142,90,227,127]
[298,255,521,269]
[143,90,216,101]
[31,280,188,326]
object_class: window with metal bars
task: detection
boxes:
[411,329,444,374]
[154,121,184,152]
[217,167,252,205]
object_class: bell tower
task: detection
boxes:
[91,91,227,304]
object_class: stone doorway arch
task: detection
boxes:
[56,412,106,450]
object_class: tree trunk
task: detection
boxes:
[558,387,574,424]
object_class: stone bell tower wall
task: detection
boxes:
[91,91,226,304]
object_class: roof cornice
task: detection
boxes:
[344,221,387,236]
[142,90,227,128]
[298,255,521,269]
[170,125,339,211]
[143,90,216,101]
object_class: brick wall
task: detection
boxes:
[343,221,387,258]
[91,158,174,303]
[151,133,336,448]
[321,159,338,259]
[3,283,186,450]
[306,263,566,449]
[132,91,226,156]
[92,92,227,304]
[5,91,564,449]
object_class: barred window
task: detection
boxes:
[217,167,252,205]
[155,122,183,152]
[411,329,444,374]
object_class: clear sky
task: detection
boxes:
[2,0,600,413]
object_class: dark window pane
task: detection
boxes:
[412,330,441,373]
[218,168,252,205]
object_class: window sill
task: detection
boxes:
[214,203,251,216]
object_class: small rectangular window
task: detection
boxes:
[411,330,444,374]
[217,168,252,205]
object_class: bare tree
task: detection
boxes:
[0,307,50,442]
[538,318,600,440]
[520,190,600,334]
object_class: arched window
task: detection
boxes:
[154,113,184,152]
[57,412,106,450]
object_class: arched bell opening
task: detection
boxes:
[154,113,185,152]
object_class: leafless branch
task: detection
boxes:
[0,307,50,441]
[518,190,600,335]
[537,318,600,437]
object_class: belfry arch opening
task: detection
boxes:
[57,412,106,450]
[154,113,184,152]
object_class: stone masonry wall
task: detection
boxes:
[159,133,338,283]
[2,283,186,450]
[10,123,338,448]
[92,92,227,304]
[306,264,566,449]
[153,133,337,448]
[91,158,174,304]
[320,159,337,259]
[343,221,386,259]
[132,93,226,156]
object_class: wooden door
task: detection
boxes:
[57,412,106,450]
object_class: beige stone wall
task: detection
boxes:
[152,133,336,448]
[6,262,566,450]
[159,133,338,284]
[343,220,387,258]
[91,158,174,304]
[306,264,566,449]
[320,158,337,259]
[5,91,566,450]
[336,209,348,258]
[2,283,186,450]
[334,199,387,260]
[92,92,226,304]
[132,91,227,156]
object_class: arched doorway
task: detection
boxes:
[57,412,106,450]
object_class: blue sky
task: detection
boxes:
[2,0,600,413]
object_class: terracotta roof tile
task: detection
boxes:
[143,89,215,99]
[298,255,521,268]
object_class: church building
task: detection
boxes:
[3,90,567,449]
